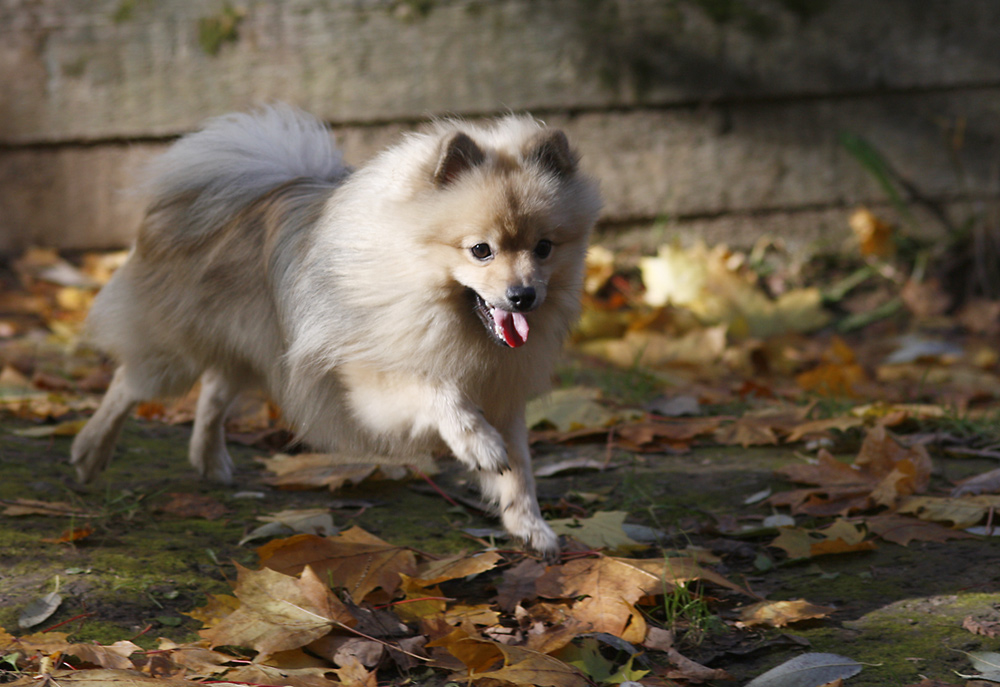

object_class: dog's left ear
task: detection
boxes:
[434,132,486,187]
[526,129,578,178]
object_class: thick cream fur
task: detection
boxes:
[71,106,601,557]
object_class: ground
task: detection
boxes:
[3,243,1000,686]
[2,400,999,685]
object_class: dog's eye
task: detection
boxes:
[534,239,553,259]
[470,243,493,260]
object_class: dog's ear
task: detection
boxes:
[526,129,577,178]
[434,132,486,187]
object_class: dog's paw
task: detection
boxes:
[451,424,510,473]
[503,507,559,562]
[191,445,235,485]
[70,430,113,484]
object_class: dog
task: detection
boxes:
[70,105,601,557]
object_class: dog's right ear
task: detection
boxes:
[434,132,486,187]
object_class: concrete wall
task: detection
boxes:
[2,0,998,255]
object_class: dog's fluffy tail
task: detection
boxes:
[141,104,347,236]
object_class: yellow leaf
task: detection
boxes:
[739,599,836,627]
[201,564,354,658]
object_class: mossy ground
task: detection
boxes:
[1,407,999,685]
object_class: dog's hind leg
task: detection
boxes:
[71,366,141,483]
[189,368,241,484]
[478,415,559,561]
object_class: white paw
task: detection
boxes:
[191,446,235,484]
[452,425,509,473]
[70,429,114,484]
[503,508,559,562]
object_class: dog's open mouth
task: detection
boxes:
[471,291,529,348]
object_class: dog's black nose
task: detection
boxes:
[507,286,536,312]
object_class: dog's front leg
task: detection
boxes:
[430,387,510,474]
[477,412,559,561]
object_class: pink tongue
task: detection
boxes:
[494,309,529,347]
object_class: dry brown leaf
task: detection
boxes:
[666,646,734,682]
[897,494,1000,529]
[42,524,94,544]
[537,555,748,643]
[410,550,502,586]
[964,615,1000,638]
[201,564,354,658]
[5,669,212,687]
[183,594,241,630]
[773,426,932,515]
[738,599,836,627]
[715,405,811,447]
[158,493,228,520]
[785,416,865,444]
[496,558,546,612]
[1,499,94,518]
[334,655,378,687]
[850,207,894,258]
[865,513,976,545]
[222,662,338,687]
[65,641,140,670]
[769,520,875,559]
[257,528,416,601]
[429,627,588,687]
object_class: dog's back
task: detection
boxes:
[86,107,347,399]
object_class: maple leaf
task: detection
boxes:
[429,627,588,687]
[201,564,354,658]
[64,640,140,670]
[773,426,932,515]
[769,520,875,559]
[547,511,644,553]
[738,599,836,627]
[537,555,748,643]
[158,492,228,520]
[495,558,546,612]
[865,513,977,545]
[715,405,811,447]
[897,495,1000,529]
[410,550,502,586]
[257,527,416,601]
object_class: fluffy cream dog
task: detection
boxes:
[71,106,601,557]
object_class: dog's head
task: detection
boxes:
[421,120,601,348]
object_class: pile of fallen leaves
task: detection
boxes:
[5,206,1000,685]
[1,525,765,686]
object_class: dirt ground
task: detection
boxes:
[2,406,999,686]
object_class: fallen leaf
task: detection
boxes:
[738,599,836,627]
[865,513,977,545]
[665,646,733,682]
[240,508,338,546]
[430,627,588,687]
[410,550,502,587]
[42,524,94,544]
[850,207,894,258]
[495,558,546,612]
[257,528,416,601]
[547,511,645,553]
[18,591,62,629]
[65,640,140,670]
[159,493,228,520]
[769,520,875,559]
[745,652,862,687]
[527,387,618,432]
[897,495,1000,529]
[964,616,1000,638]
[257,453,379,491]
[201,564,355,658]
[11,419,88,437]
[2,499,94,518]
